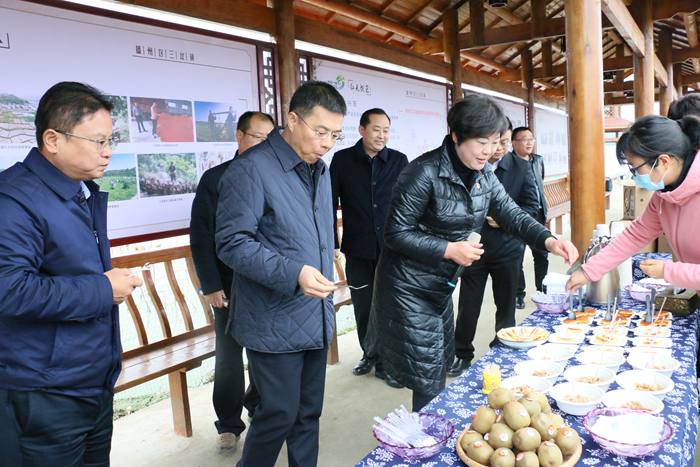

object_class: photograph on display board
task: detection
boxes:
[137,152,196,197]
[105,95,130,145]
[0,93,37,145]
[129,97,194,143]
[197,151,235,175]
[193,100,247,142]
[98,153,137,201]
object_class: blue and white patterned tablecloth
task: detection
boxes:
[356,293,699,467]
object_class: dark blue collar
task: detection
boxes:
[23,148,84,201]
[353,138,389,162]
[269,129,326,174]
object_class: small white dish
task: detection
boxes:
[633,327,671,338]
[553,324,590,335]
[601,389,664,414]
[549,382,604,416]
[577,348,626,372]
[587,334,629,347]
[500,375,552,397]
[616,370,674,400]
[626,353,680,378]
[527,343,577,362]
[514,360,565,384]
[564,365,616,392]
[549,332,585,345]
[631,336,672,349]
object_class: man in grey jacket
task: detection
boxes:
[215,81,346,467]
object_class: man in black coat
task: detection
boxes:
[449,122,541,376]
[512,126,549,309]
[190,111,274,451]
[330,108,407,386]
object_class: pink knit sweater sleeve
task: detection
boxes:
[664,262,700,290]
[581,195,663,282]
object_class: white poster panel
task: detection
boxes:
[312,59,447,162]
[491,96,527,129]
[0,0,258,240]
[534,107,569,177]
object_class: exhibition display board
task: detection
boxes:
[535,106,569,177]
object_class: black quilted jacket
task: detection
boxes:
[368,138,552,394]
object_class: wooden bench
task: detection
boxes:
[112,244,350,436]
[544,176,611,235]
[112,245,214,437]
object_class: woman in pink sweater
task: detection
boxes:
[567,115,700,293]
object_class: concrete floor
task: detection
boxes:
[110,181,700,466]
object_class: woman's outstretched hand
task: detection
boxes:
[565,270,589,293]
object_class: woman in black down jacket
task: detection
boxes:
[368,95,578,410]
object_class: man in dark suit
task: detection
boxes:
[330,108,408,387]
[449,121,541,376]
[190,111,274,451]
[512,126,549,309]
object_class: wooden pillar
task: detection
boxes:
[541,40,554,78]
[443,8,463,104]
[659,29,674,116]
[274,0,297,124]
[565,0,605,255]
[633,0,654,118]
[521,48,536,132]
[674,63,684,97]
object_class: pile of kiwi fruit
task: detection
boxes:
[459,387,581,467]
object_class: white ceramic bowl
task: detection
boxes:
[616,370,675,400]
[592,326,629,338]
[527,343,577,362]
[496,326,550,349]
[631,336,672,348]
[587,334,629,347]
[558,316,594,326]
[549,382,604,416]
[626,353,680,378]
[627,347,673,360]
[577,348,626,372]
[500,375,552,397]
[548,332,585,345]
[633,327,671,338]
[514,360,564,384]
[564,365,616,392]
[553,324,590,335]
[601,389,664,414]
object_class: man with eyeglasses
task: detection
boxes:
[216,81,346,467]
[330,108,407,385]
[511,126,549,309]
[0,81,142,465]
[190,110,273,452]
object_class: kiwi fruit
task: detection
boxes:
[490,447,516,467]
[555,427,581,458]
[487,422,514,449]
[460,430,484,452]
[537,441,564,467]
[515,451,540,467]
[502,401,531,431]
[512,427,541,452]
[549,413,565,429]
[528,391,552,413]
[531,413,558,441]
[467,440,495,465]
[472,406,498,434]
[488,387,516,410]
[518,396,542,418]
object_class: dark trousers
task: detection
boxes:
[455,253,521,362]
[345,255,377,354]
[214,307,259,435]
[0,388,113,467]
[517,245,549,300]
[412,377,446,412]
[237,347,328,467]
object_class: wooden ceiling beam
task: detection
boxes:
[683,13,700,75]
[601,0,646,56]
[653,0,700,20]
[469,0,485,46]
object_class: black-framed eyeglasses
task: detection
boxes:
[295,113,344,142]
[55,130,115,153]
[626,158,656,176]
[242,131,268,142]
[513,138,535,143]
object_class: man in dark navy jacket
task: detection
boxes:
[216,81,346,467]
[330,108,407,385]
[450,121,540,376]
[190,110,273,451]
[0,82,142,466]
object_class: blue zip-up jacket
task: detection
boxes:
[0,148,118,396]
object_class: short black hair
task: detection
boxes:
[616,114,700,165]
[289,81,347,118]
[35,82,113,149]
[237,111,275,132]
[668,93,700,120]
[504,117,513,133]
[359,108,391,127]
[511,126,532,141]
[447,94,508,144]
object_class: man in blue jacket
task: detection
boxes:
[0,82,142,466]
[216,81,345,467]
